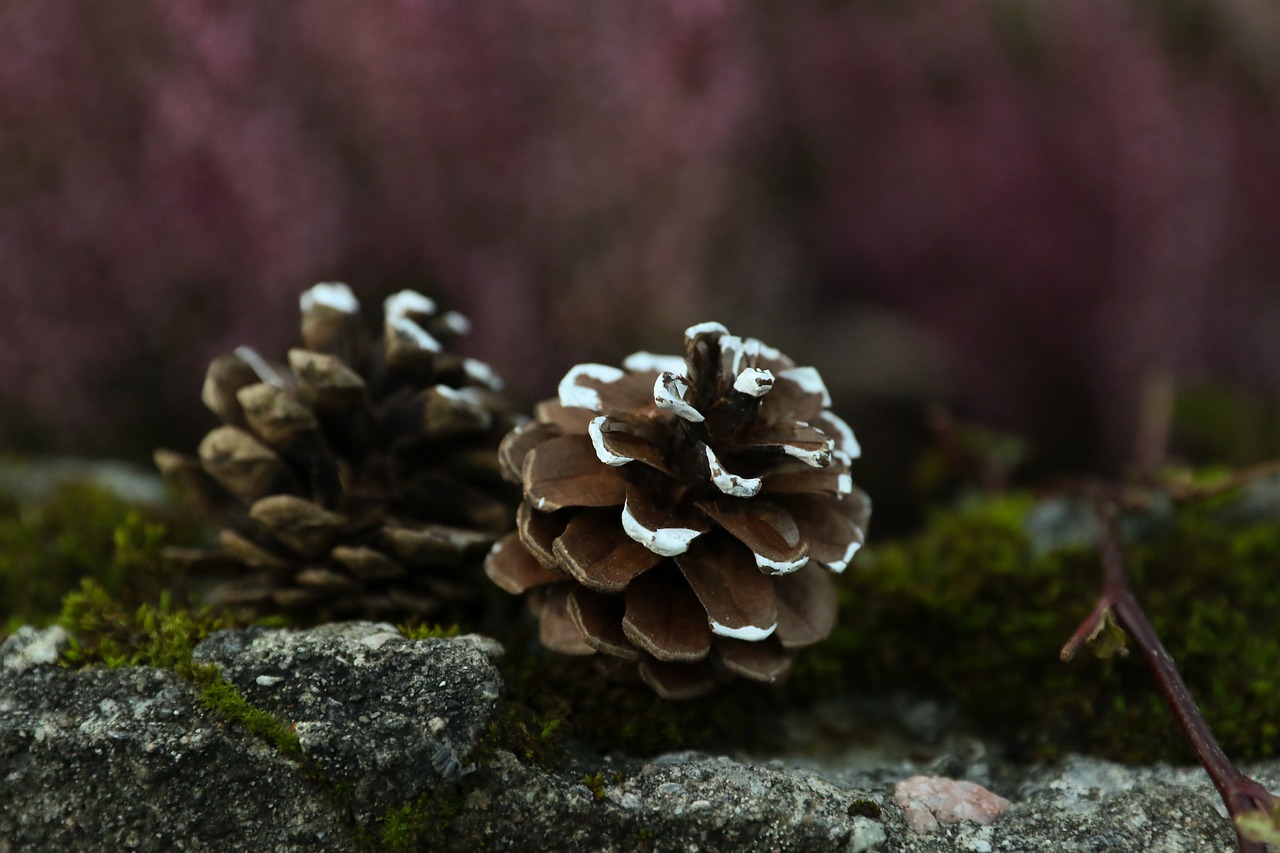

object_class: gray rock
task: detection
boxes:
[2,624,1274,853]
[0,626,342,851]
[192,621,504,822]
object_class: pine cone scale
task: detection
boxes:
[535,585,597,656]
[674,536,779,640]
[717,636,792,683]
[523,435,629,510]
[198,426,292,503]
[637,659,716,701]
[773,563,838,649]
[499,421,557,481]
[249,495,345,557]
[484,532,564,594]
[621,564,713,663]
[693,497,808,574]
[566,587,641,662]
[516,502,567,568]
[551,511,664,593]
[785,493,867,571]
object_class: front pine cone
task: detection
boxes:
[484,322,870,699]
[156,282,519,622]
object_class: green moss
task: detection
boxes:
[357,789,465,853]
[56,577,301,755]
[193,663,302,755]
[795,491,1280,762]
[479,701,568,771]
[397,622,462,641]
[0,483,184,630]
[58,577,224,670]
[491,490,1280,764]
[582,772,607,803]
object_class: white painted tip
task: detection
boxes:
[623,351,688,375]
[710,620,777,641]
[621,500,702,557]
[388,314,443,353]
[301,282,359,315]
[838,473,854,496]
[233,346,286,387]
[819,412,861,459]
[754,552,810,575]
[558,363,625,412]
[684,321,729,340]
[588,416,634,467]
[746,337,784,363]
[782,440,833,469]
[734,367,775,397]
[383,289,436,320]
[823,540,861,573]
[704,445,762,498]
[721,334,787,377]
[441,310,471,336]
[463,358,504,391]
[779,366,832,407]
[653,372,705,423]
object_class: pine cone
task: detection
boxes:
[484,322,870,699]
[156,283,519,622]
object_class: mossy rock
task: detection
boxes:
[492,491,1280,764]
[6,473,1277,766]
[813,491,1280,762]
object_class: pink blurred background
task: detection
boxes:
[3,0,1280,502]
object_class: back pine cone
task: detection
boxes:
[485,321,870,698]
[156,282,519,622]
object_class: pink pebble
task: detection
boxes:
[894,775,1013,834]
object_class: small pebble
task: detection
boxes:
[893,776,1012,834]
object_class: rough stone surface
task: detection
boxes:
[3,623,1276,853]
[192,622,504,823]
[0,627,343,851]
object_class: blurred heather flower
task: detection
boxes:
[0,0,782,456]
[3,0,1280,478]
[777,0,1280,463]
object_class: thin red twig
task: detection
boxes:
[1061,498,1277,853]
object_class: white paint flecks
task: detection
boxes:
[440,311,471,336]
[558,363,625,411]
[301,282,359,315]
[817,411,861,459]
[383,289,436,319]
[709,620,777,641]
[684,321,729,340]
[234,346,286,387]
[622,351,687,375]
[588,416,634,467]
[823,539,861,573]
[720,335,785,377]
[621,499,702,556]
[387,314,443,353]
[781,440,833,469]
[754,552,809,575]
[704,446,762,498]
[733,367,775,397]
[463,358,504,391]
[654,373,705,423]
[778,366,832,407]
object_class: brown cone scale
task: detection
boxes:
[157,283,519,622]
[484,322,870,698]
